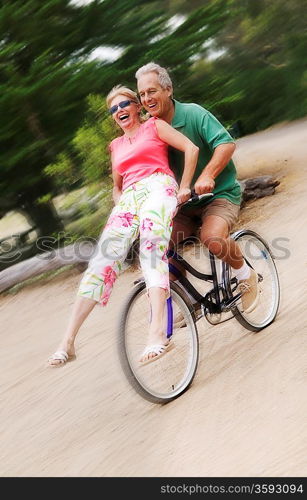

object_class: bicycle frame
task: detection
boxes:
[133,231,251,339]
[167,247,220,308]
[165,248,226,338]
[165,243,246,338]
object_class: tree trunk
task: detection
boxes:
[19,198,64,237]
[0,190,64,237]
[20,100,63,237]
[0,243,93,293]
[240,175,280,203]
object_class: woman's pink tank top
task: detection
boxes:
[109,117,175,191]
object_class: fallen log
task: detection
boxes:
[0,242,94,293]
[240,175,280,202]
[0,175,279,293]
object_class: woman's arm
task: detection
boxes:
[111,152,123,204]
[155,118,199,203]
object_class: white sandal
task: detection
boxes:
[140,340,174,365]
[48,350,75,367]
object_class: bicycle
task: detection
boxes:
[117,192,280,404]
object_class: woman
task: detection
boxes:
[48,85,199,366]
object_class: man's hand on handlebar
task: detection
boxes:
[194,174,215,194]
[176,188,214,209]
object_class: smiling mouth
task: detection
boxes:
[148,104,157,109]
[119,114,129,121]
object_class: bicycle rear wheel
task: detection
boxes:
[230,229,280,332]
[118,281,199,404]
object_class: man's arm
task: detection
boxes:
[194,142,236,194]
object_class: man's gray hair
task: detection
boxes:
[135,62,173,91]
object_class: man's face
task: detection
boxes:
[137,72,172,121]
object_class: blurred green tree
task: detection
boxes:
[72,95,117,184]
[1,0,306,244]
[0,0,166,237]
[45,94,117,189]
[118,0,228,93]
[178,0,307,133]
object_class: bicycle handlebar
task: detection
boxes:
[177,189,213,208]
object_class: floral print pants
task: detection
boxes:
[78,173,178,305]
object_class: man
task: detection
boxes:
[135,62,259,313]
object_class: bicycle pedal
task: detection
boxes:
[223,293,242,310]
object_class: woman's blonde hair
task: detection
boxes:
[106,85,140,108]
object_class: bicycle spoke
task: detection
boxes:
[230,230,280,331]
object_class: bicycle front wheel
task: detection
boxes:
[230,229,280,332]
[118,281,199,404]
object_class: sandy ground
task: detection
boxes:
[1,118,307,478]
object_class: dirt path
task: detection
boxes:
[1,118,307,477]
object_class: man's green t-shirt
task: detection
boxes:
[169,99,242,207]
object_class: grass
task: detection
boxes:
[57,181,113,240]
[65,203,111,241]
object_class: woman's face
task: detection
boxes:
[109,94,141,131]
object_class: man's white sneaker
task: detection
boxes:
[238,268,259,313]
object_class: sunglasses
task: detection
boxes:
[109,99,137,115]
